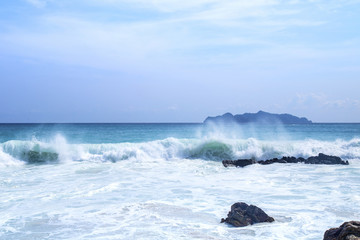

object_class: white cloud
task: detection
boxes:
[0,0,357,73]
[92,0,278,13]
[93,0,360,13]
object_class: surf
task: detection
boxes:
[1,134,360,166]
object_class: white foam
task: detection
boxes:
[1,128,360,239]
[0,149,23,167]
[1,159,359,239]
[1,136,360,164]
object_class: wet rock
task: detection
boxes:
[258,158,288,165]
[222,159,256,168]
[222,153,349,168]
[305,153,347,165]
[221,202,274,227]
[324,221,360,240]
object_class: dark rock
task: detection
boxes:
[222,159,256,168]
[222,153,349,168]
[22,150,59,164]
[258,158,288,165]
[324,221,360,240]
[281,156,300,163]
[305,153,349,165]
[297,157,306,163]
[221,202,274,227]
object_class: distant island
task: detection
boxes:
[204,111,312,124]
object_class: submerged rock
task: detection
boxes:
[223,153,349,168]
[324,221,360,240]
[221,202,274,227]
[22,150,59,164]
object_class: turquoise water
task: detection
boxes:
[1,123,360,239]
[1,123,359,143]
[0,123,201,143]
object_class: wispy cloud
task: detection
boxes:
[0,0,357,122]
[0,0,357,72]
[295,93,360,109]
[25,0,48,8]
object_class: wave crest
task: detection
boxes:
[1,135,360,166]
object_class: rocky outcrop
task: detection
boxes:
[324,221,360,240]
[221,202,274,227]
[223,153,349,168]
[223,159,256,167]
[306,153,346,165]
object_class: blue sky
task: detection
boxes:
[1,0,360,122]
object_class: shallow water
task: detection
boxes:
[1,123,360,239]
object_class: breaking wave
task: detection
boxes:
[1,134,360,166]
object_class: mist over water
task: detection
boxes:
[1,123,360,239]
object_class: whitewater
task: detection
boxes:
[1,123,360,239]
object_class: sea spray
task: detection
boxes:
[1,123,360,239]
[2,136,360,164]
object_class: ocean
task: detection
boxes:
[1,123,360,239]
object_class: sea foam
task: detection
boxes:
[1,125,360,239]
[1,134,359,165]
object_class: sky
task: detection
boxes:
[0,0,360,123]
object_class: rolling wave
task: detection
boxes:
[1,135,360,166]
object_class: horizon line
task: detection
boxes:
[0,122,360,124]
